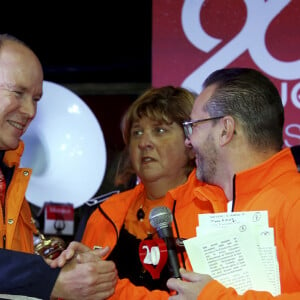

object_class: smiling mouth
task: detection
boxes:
[8,120,26,131]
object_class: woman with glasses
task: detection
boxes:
[81,86,227,299]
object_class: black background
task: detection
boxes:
[1,2,152,84]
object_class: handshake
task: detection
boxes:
[48,242,118,300]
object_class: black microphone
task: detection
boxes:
[149,206,181,279]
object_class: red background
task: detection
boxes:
[152,0,300,147]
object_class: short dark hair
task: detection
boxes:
[203,68,284,150]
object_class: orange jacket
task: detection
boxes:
[0,141,36,253]
[198,147,300,299]
[82,169,227,299]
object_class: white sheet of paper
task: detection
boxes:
[184,211,281,296]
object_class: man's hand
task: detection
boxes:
[48,241,109,268]
[167,269,213,300]
[50,243,117,300]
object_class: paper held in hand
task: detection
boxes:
[184,211,281,296]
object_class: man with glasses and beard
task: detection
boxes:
[167,68,300,300]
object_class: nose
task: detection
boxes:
[138,131,153,149]
[20,96,37,119]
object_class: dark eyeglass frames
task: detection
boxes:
[182,116,224,138]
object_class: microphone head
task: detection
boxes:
[149,206,173,230]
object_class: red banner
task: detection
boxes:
[152,0,300,147]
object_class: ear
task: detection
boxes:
[219,116,235,146]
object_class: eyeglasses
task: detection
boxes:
[182,116,224,138]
